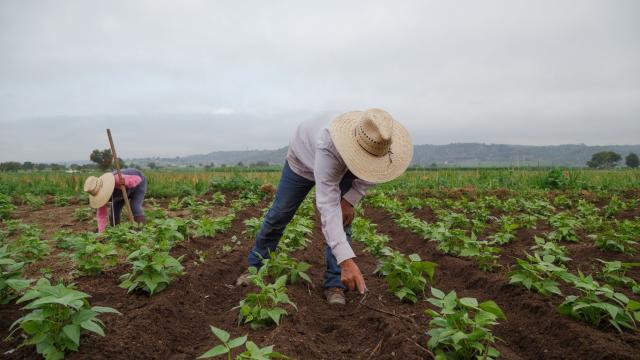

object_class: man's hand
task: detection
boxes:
[341,198,354,227]
[340,258,366,294]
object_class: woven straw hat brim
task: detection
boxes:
[330,111,413,184]
[88,173,115,209]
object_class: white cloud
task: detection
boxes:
[211,107,236,115]
[0,0,639,161]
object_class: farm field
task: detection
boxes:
[1,169,639,360]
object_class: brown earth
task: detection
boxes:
[363,201,640,360]
[1,198,430,360]
[1,192,639,360]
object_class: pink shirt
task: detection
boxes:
[96,174,142,232]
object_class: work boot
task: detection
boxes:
[235,270,252,287]
[324,288,346,305]
[134,215,146,224]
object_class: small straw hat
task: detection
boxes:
[83,173,115,208]
[329,109,413,184]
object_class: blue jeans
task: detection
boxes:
[248,161,356,289]
[110,169,147,225]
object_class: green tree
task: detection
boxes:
[0,162,22,172]
[587,151,622,169]
[147,162,157,169]
[21,162,34,171]
[626,153,639,168]
[90,149,113,171]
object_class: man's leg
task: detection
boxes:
[109,200,124,226]
[247,162,314,268]
[129,184,147,224]
[323,171,358,290]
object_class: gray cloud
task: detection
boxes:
[1,0,639,162]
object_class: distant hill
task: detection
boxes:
[129,143,640,168]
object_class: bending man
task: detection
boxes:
[237,109,413,305]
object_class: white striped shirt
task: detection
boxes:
[287,118,374,264]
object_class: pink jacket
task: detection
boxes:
[96,174,142,232]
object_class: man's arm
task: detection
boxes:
[314,146,355,265]
[314,133,366,293]
[342,178,375,206]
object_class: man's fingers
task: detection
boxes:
[342,277,354,291]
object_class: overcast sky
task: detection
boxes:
[1,0,639,162]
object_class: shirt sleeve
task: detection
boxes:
[113,174,142,189]
[96,205,108,233]
[314,133,356,265]
[342,179,375,206]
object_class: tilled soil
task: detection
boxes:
[1,200,430,360]
[1,194,639,359]
[363,205,640,360]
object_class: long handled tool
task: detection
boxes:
[107,129,135,224]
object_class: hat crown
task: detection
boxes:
[355,108,394,157]
[83,176,102,196]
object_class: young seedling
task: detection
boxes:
[119,245,184,295]
[596,260,640,295]
[73,207,93,222]
[530,236,571,263]
[547,212,581,243]
[425,287,506,360]
[262,250,312,285]
[558,273,640,332]
[236,266,297,329]
[8,278,120,360]
[68,233,118,275]
[375,249,436,303]
[0,245,32,304]
[0,193,16,220]
[509,253,575,297]
[198,325,290,359]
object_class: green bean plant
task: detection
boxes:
[263,251,312,285]
[509,253,575,297]
[375,249,436,303]
[119,245,184,295]
[596,260,640,295]
[236,266,297,329]
[592,220,639,254]
[243,217,263,239]
[530,236,571,263]
[547,212,581,243]
[425,287,506,360]
[198,325,290,360]
[73,207,93,222]
[193,214,235,238]
[0,193,16,220]
[68,233,118,275]
[0,245,32,304]
[351,217,390,257]
[558,273,640,332]
[21,193,45,209]
[8,278,120,360]
[278,215,313,252]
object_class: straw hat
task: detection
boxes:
[83,173,115,208]
[329,109,413,184]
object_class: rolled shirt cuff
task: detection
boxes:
[332,240,356,265]
[342,188,363,206]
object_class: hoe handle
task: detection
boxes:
[107,129,135,225]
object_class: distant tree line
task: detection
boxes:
[587,151,638,169]
[0,161,97,172]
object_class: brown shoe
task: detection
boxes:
[324,288,346,305]
[235,270,251,287]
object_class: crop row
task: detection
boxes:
[367,188,640,334]
[1,186,266,359]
